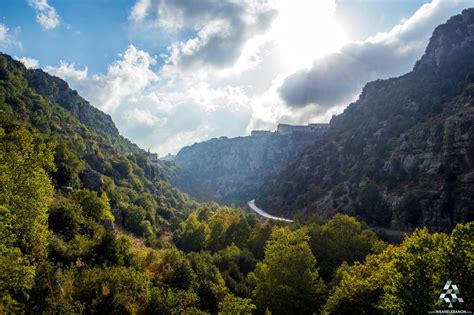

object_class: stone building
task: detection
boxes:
[277,123,329,135]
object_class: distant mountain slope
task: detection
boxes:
[0,53,196,237]
[256,8,474,232]
[175,128,327,204]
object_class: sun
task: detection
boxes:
[272,0,347,69]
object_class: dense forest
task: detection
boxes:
[0,52,473,314]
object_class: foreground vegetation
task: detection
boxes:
[0,128,472,313]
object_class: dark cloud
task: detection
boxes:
[280,0,472,109]
[280,40,418,108]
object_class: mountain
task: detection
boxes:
[174,125,328,203]
[256,8,474,232]
[25,69,141,155]
[0,53,196,238]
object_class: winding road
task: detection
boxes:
[247,200,294,223]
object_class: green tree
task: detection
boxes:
[147,287,202,314]
[323,246,397,314]
[218,295,255,314]
[380,229,448,313]
[247,222,273,260]
[323,223,474,314]
[250,227,326,314]
[443,222,474,311]
[213,245,256,297]
[76,267,151,314]
[0,128,55,259]
[0,128,55,310]
[144,248,195,291]
[175,212,210,252]
[48,196,84,241]
[52,139,85,187]
[0,206,36,311]
[207,209,242,252]
[308,214,383,280]
[188,251,228,313]
[72,189,114,222]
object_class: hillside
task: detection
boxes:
[25,68,141,155]
[0,53,196,238]
[256,8,474,232]
[174,126,327,203]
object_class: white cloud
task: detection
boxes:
[113,70,254,154]
[27,0,60,29]
[125,108,166,127]
[45,60,88,80]
[88,45,158,112]
[0,24,22,49]
[129,0,151,22]
[45,45,158,113]
[0,24,11,46]
[15,56,39,68]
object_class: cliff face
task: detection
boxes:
[386,95,474,230]
[175,130,326,203]
[256,9,474,232]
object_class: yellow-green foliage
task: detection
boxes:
[323,222,474,314]
[250,227,326,314]
[0,128,55,310]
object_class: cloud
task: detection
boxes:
[27,0,60,29]
[15,56,39,68]
[42,1,474,156]
[44,60,87,80]
[45,45,158,112]
[130,0,277,69]
[0,24,11,46]
[129,0,151,22]
[124,108,166,127]
[0,24,22,49]
[113,73,254,154]
[280,0,474,109]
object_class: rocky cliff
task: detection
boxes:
[175,128,327,203]
[256,8,474,232]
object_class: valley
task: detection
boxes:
[0,3,473,314]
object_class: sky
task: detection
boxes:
[1,0,473,155]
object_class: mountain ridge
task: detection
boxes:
[256,8,474,231]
